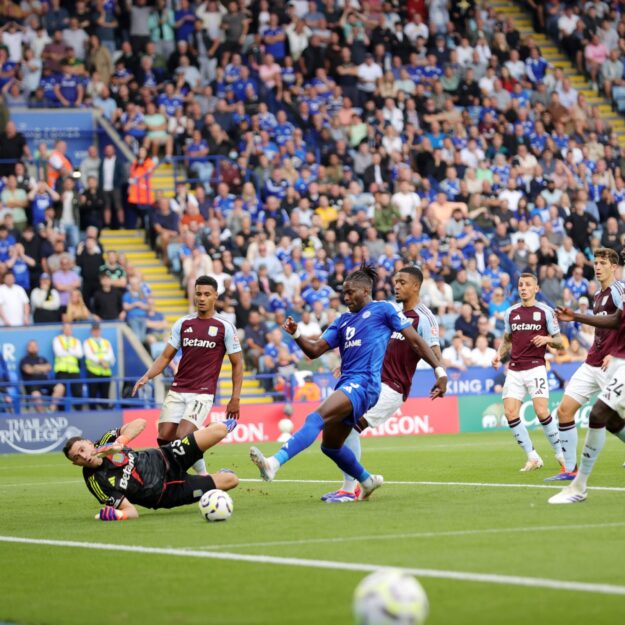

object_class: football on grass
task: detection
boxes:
[353,569,428,625]
[198,489,233,522]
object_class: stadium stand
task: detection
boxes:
[1,0,625,408]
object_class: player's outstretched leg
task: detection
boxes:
[321,429,362,502]
[320,421,382,501]
[249,391,353,482]
[250,411,324,481]
[320,444,383,500]
[549,400,611,504]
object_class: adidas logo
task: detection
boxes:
[184,327,193,334]
[513,315,521,320]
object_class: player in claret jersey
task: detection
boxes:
[544,248,624,482]
[132,275,243,476]
[321,266,444,503]
[549,263,625,503]
[492,273,565,472]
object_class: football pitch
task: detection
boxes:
[1,431,625,625]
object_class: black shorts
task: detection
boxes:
[156,433,216,510]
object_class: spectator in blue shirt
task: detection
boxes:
[174,0,195,43]
[302,276,333,308]
[564,265,590,300]
[53,63,83,107]
[233,260,258,293]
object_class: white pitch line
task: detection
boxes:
[0,480,83,488]
[1,535,624,597]
[1,477,625,492]
[239,478,625,492]
[189,521,625,551]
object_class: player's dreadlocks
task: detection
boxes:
[347,262,378,291]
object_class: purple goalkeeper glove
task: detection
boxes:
[97,506,126,521]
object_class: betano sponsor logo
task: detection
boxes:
[182,338,217,348]
[510,323,542,331]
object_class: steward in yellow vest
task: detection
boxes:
[83,322,116,409]
[53,322,84,403]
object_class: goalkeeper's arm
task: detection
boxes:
[118,418,147,444]
[96,498,139,521]
[96,418,147,456]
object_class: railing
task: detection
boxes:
[0,376,157,413]
[169,154,226,189]
[0,371,297,414]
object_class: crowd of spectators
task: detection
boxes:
[1,0,625,395]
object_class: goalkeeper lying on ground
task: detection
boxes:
[63,417,238,520]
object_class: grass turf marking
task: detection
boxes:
[1,478,625,492]
[1,535,625,597]
[189,521,625,551]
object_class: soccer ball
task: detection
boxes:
[198,489,233,522]
[353,569,429,625]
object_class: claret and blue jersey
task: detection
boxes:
[321,301,411,422]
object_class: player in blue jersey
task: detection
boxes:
[249,264,447,500]
[322,266,444,503]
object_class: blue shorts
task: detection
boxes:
[335,377,380,426]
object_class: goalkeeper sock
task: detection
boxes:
[341,429,361,493]
[274,411,324,465]
[192,458,208,475]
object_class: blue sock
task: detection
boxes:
[341,429,361,483]
[321,444,370,483]
[274,412,324,466]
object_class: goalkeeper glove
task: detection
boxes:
[97,506,127,521]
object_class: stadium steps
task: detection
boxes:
[100,228,270,405]
[493,1,625,147]
[151,162,176,198]
[100,229,187,325]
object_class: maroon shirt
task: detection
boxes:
[586,281,624,366]
[504,302,559,371]
[168,314,241,394]
[381,304,440,400]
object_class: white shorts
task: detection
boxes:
[564,363,608,405]
[362,383,404,428]
[159,391,215,429]
[502,365,549,402]
[598,361,625,418]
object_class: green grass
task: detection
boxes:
[1,431,625,625]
